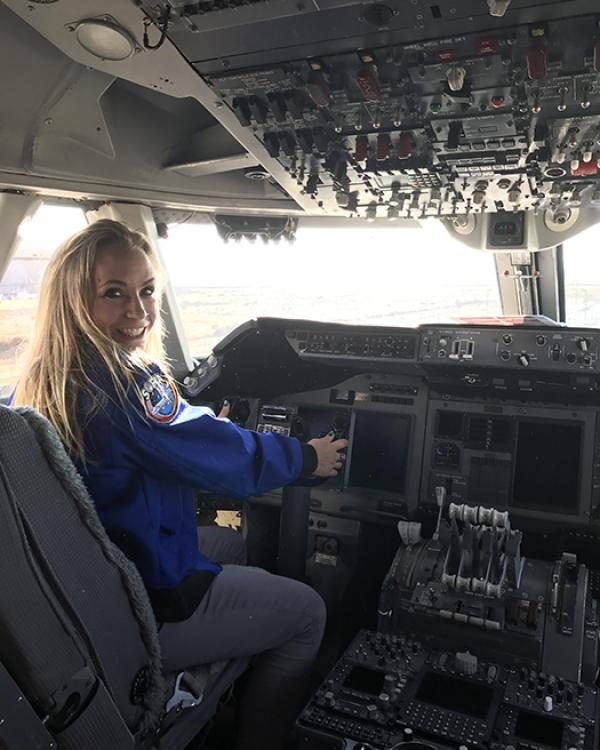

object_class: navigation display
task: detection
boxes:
[348,412,410,494]
[513,420,582,514]
[415,672,494,719]
[342,666,385,696]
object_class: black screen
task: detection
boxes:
[348,412,410,493]
[512,420,581,514]
[515,710,563,748]
[436,410,464,438]
[342,666,385,696]
[415,672,494,719]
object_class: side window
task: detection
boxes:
[0,204,87,396]
[563,223,600,327]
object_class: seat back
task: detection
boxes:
[0,405,165,748]
[0,405,250,750]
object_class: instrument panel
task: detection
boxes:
[189,319,600,750]
[298,629,599,750]
[189,319,600,532]
[140,0,600,220]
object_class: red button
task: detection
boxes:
[438,49,456,61]
[476,37,497,54]
[491,95,505,108]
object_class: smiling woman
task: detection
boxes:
[90,243,159,351]
[9,218,345,750]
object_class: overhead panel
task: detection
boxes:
[135,0,600,221]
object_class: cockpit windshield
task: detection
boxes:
[563,223,600,329]
[159,221,502,357]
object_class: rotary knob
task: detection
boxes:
[487,0,512,16]
[454,651,478,676]
[446,66,466,92]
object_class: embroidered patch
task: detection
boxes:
[141,373,180,424]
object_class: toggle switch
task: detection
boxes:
[248,96,268,124]
[355,63,380,101]
[267,92,287,122]
[263,132,280,158]
[354,134,369,162]
[487,0,512,16]
[447,121,464,150]
[557,87,568,112]
[305,68,330,107]
[232,97,251,126]
[296,128,313,153]
[398,132,413,159]
[284,90,305,119]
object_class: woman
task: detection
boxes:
[13,219,348,749]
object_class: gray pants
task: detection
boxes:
[159,527,326,750]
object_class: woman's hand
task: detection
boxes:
[308,433,349,477]
[217,400,231,419]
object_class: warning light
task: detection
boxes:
[437,49,456,61]
[476,37,497,55]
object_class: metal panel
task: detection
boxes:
[0,662,57,750]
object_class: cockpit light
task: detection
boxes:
[74,19,137,62]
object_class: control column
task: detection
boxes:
[278,485,311,581]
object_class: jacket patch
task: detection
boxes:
[142,373,180,424]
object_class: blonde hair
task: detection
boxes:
[12,219,167,462]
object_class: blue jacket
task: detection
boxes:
[77,363,315,621]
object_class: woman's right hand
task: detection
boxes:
[308,433,349,477]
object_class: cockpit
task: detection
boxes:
[0,1,600,749]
